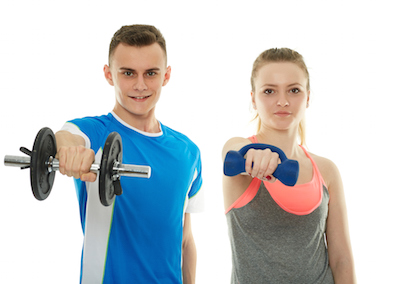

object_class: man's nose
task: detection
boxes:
[133,75,148,91]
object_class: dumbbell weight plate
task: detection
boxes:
[30,127,57,200]
[99,132,123,206]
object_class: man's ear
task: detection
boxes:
[162,66,171,87]
[104,64,114,86]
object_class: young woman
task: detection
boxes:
[222,48,356,283]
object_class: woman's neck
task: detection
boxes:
[256,127,302,159]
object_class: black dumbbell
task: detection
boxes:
[4,127,151,206]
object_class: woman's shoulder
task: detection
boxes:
[222,137,253,159]
[308,151,341,189]
[308,152,335,168]
[224,136,253,147]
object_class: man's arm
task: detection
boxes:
[55,130,96,182]
[182,213,196,284]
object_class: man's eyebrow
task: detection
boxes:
[119,67,161,72]
[146,68,161,72]
[119,67,134,71]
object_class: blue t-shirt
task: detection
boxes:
[61,112,203,284]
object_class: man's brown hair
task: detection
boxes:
[108,24,167,65]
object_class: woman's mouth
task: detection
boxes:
[274,111,291,117]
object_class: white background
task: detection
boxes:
[1,1,399,283]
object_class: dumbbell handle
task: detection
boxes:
[4,155,151,179]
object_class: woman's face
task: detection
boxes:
[252,62,310,133]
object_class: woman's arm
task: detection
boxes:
[316,156,357,283]
[222,137,280,210]
[221,137,252,160]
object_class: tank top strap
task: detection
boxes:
[298,145,327,187]
[249,135,257,143]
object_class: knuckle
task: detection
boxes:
[262,148,272,155]
[89,150,95,160]
[72,164,81,174]
[67,146,76,155]
[244,149,255,160]
[272,152,280,160]
[58,146,67,153]
[267,166,276,174]
[251,162,259,171]
[245,159,253,167]
[258,165,268,173]
[77,146,85,154]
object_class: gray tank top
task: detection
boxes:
[226,181,334,283]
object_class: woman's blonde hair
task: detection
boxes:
[251,48,310,145]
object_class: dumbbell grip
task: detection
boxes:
[4,155,151,179]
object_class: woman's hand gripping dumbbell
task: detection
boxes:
[223,143,299,186]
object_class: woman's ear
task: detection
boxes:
[251,91,257,110]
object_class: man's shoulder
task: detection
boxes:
[70,113,112,124]
[161,124,200,153]
[67,113,112,130]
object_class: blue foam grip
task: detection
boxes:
[223,143,299,186]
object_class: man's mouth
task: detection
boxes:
[131,95,152,101]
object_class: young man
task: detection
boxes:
[55,25,203,284]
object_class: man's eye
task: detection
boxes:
[147,71,156,77]
[124,71,133,76]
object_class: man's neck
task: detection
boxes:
[112,105,160,134]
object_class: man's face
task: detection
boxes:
[104,43,171,122]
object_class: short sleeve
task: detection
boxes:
[185,158,204,213]
[60,122,91,148]
[59,115,110,153]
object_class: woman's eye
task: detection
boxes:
[290,88,300,94]
[264,89,274,95]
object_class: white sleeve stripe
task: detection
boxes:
[81,150,115,283]
[185,186,204,213]
[184,169,205,213]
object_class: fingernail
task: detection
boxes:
[266,176,272,181]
